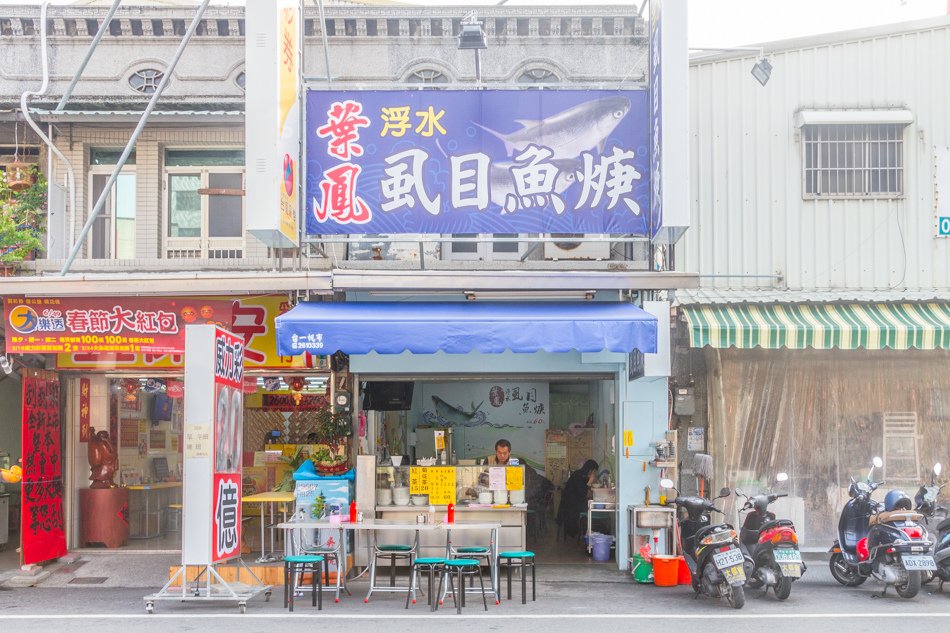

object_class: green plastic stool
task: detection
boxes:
[283,554,324,612]
[499,551,536,604]
[437,559,488,614]
[405,557,446,610]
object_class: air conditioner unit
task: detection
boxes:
[543,234,610,260]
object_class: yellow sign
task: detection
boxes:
[434,430,445,451]
[409,466,456,505]
[623,430,635,448]
[505,467,524,491]
[56,295,323,370]
[276,2,299,245]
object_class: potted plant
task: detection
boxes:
[0,165,46,275]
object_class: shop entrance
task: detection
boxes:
[364,377,618,565]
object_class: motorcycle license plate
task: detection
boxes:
[713,548,744,570]
[779,563,802,578]
[773,549,802,563]
[721,563,746,583]
[902,555,937,571]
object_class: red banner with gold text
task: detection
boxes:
[21,369,67,565]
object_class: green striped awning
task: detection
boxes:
[681,302,950,350]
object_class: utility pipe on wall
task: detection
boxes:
[59,0,212,275]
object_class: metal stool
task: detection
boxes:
[283,554,324,612]
[451,546,497,602]
[405,557,446,610]
[437,559,488,614]
[365,535,417,603]
[499,551,536,604]
[165,503,182,533]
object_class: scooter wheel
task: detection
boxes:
[895,570,921,599]
[725,584,745,609]
[774,577,792,601]
[829,553,867,587]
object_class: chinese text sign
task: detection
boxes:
[212,327,244,563]
[21,370,67,565]
[305,90,650,235]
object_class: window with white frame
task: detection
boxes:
[89,148,136,259]
[802,124,904,198]
[164,149,244,258]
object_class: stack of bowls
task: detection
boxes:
[393,486,411,506]
[376,488,393,506]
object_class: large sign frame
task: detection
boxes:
[305,89,650,236]
[181,325,244,566]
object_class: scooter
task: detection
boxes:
[914,463,949,588]
[736,472,806,600]
[829,457,934,599]
[661,478,747,609]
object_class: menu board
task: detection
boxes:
[488,467,506,491]
[506,467,524,491]
[409,466,456,505]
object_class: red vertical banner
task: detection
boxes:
[21,369,67,565]
[211,328,244,563]
[79,378,91,442]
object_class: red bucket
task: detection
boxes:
[677,556,692,585]
[652,555,679,587]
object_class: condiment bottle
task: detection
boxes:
[349,500,357,522]
[447,502,455,523]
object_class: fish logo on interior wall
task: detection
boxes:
[422,396,515,429]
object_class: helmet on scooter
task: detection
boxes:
[884,489,912,512]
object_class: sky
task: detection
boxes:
[8,0,949,47]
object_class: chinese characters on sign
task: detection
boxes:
[21,370,67,565]
[5,297,233,356]
[306,90,650,236]
[212,328,244,563]
[79,377,91,443]
[409,466,456,505]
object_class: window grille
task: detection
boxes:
[128,68,165,94]
[802,123,903,198]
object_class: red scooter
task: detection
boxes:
[736,473,806,600]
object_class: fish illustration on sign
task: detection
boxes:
[423,396,519,428]
[474,96,632,160]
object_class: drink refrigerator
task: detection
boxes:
[291,469,354,572]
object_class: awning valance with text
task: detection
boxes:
[276,301,657,356]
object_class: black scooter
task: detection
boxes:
[736,472,806,600]
[661,478,746,609]
[914,463,948,589]
[829,457,934,599]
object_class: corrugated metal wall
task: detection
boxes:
[683,18,950,293]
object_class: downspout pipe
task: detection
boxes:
[55,0,123,111]
[60,0,212,275]
[20,1,78,254]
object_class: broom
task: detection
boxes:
[693,453,713,498]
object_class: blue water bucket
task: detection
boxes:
[590,533,614,562]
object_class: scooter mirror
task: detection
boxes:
[735,488,744,497]
[718,487,731,498]
[659,478,675,489]
[776,472,789,482]
[935,463,943,477]
[872,456,883,468]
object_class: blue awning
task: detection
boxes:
[276,301,657,356]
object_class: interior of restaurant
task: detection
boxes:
[65,373,618,565]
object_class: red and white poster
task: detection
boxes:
[21,369,67,565]
[212,328,244,563]
[4,296,233,355]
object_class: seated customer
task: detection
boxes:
[556,459,599,539]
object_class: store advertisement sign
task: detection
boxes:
[55,295,317,370]
[305,89,650,236]
[5,297,232,356]
[181,325,244,566]
[649,0,689,244]
[21,370,67,565]
[246,0,300,247]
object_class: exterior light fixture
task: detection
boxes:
[0,355,12,375]
[751,58,772,86]
[457,11,487,84]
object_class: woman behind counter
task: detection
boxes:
[556,459,599,540]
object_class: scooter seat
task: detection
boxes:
[937,516,950,533]
[869,511,922,525]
